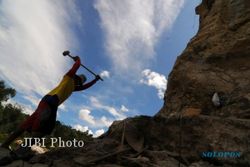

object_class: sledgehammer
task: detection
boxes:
[63,50,103,81]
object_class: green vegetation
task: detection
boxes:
[0,80,93,148]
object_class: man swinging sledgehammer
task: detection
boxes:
[0,53,101,150]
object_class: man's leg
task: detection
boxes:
[1,100,40,149]
[1,128,24,149]
[1,96,47,150]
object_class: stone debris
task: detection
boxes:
[212,92,220,107]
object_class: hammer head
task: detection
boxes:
[63,50,70,56]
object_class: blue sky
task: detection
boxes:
[0,0,200,137]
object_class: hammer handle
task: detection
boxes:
[67,54,103,81]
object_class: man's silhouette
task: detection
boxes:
[1,56,101,149]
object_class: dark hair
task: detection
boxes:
[74,75,83,86]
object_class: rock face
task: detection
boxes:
[3,0,250,166]
[158,0,250,119]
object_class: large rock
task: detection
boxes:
[157,0,250,119]
[105,115,250,166]
[24,115,250,166]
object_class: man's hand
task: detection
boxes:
[95,75,101,81]
[73,56,80,62]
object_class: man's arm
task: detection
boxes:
[74,75,100,91]
[66,56,81,78]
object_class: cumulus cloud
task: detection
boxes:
[73,124,94,136]
[95,0,184,74]
[99,116,113,127]
[140,69,167,99]
[120,105,129,112]
[73,124,89,133]
[78,108,113,128]
[0,0,81,97]
[93,129,105,137]
[100,70,110,78]
[58,104,66,111]
[90,96,126,120]
[79,109,95,125]
[20,104,34,115]
[77,97,128,129]
[73,126,104,138]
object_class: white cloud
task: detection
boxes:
[21,105,34,115]
[4,98,34,115]
[58,104,66,111]
[78,108,113,128]
[73,124,94,136]
[0,0,81,97]
[99,116,113,127]
[95,0,184,74]
[100,70,110,78]
[140,69,167,99]
[79,109,95,125]
[120,105,129,112]
[93,129,105,137]
[73,124,89,133]
[23,95,40,107]
[90,96,126,120]
[76,97,130,132]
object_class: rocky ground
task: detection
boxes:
[3,115,250,166]
[2,0,250,166]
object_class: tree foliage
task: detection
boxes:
[0,81,15,102]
